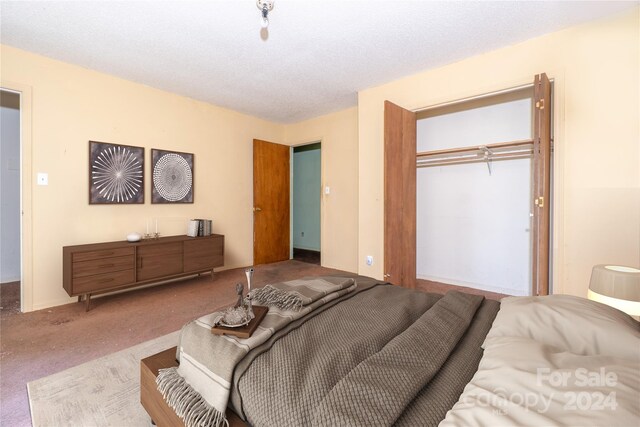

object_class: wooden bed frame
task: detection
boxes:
[140,346,246,427]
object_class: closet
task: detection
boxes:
[384,73,551,296]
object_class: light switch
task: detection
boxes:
[324,186,330,195]
[37,173,48,186]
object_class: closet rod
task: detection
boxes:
[416,139,533,159]
[417,152,531,168]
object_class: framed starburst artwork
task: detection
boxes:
[151,149,194,204]
[89,141,144,204]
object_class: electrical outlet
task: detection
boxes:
[366,255,373,266]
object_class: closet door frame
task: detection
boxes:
[532,73,552,296]
[383,73,552,295]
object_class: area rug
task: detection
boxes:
[27,331,180,426]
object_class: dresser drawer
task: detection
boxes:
[73,255,135,278]
[184,237,223,257]
[72,269,135,294]
[183,236,224,272]
[73,247,134,263]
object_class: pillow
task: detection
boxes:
[483,294,640,361]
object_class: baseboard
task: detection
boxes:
[31,296,76,312]
[292,246,320,252]
[417,274,528,296]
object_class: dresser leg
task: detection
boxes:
[84,294,92,311]
[78,295,82,303]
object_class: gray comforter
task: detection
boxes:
[229,277,499,426]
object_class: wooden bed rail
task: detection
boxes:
[140,347,246,427]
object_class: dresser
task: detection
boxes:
[63,234,224,310]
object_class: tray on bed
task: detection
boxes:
[211,305,268,339]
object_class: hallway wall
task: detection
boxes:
[0,91,21,283]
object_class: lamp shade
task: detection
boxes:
[588,265,640,316]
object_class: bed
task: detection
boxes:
[140,274,640,426]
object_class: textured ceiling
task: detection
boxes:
[1,1,636,123]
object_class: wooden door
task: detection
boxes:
[532,73,552,295]
[384,101,417,288]
[253,139,290,265]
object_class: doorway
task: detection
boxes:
[416,88,534,296]
[384,73,552,296]
[0,89,21,314]
[292,142,321,265]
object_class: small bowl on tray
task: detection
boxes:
[217,307,251,328]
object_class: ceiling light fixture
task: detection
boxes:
[257,0,274,29]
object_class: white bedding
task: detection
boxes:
[440,295,640,426]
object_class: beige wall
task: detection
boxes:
[357,8,640,297]
[284,108,359,273]
[1,45,285,310]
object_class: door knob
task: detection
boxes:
[253,207,262,212]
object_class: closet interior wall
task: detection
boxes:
[415,88,535,296]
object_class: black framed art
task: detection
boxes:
[89,141,144,204]
[151,149,194,204]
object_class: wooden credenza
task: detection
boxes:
[63,234,224,310]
